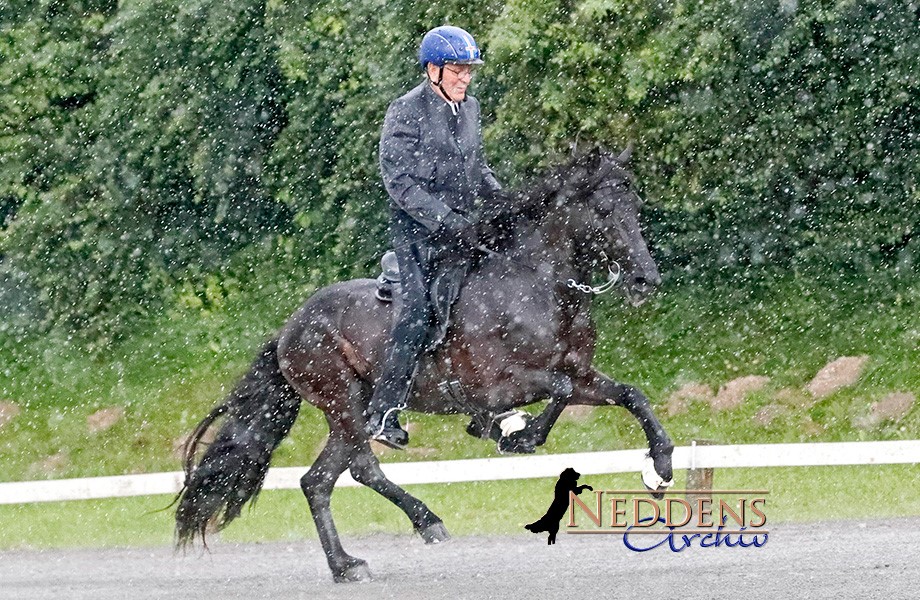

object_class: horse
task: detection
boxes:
[174,146,675,582]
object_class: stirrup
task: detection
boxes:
[367,407,409,450]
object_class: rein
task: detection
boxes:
[386,155,629,296]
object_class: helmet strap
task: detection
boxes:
[429,66,460,115]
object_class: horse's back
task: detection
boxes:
[277,278,392,401]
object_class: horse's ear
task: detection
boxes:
[570,130,582,157]
[617,143,634,164]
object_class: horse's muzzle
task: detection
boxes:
[625,275,660,306]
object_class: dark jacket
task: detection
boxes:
[380,81,500,242]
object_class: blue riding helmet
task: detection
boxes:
[418,26,484,68]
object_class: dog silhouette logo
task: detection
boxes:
[525,467,593,544]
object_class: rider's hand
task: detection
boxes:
[482,187,519,219]
[441,212,478,252]
[483,174,503,196]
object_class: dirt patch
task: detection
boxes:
[855,392,916,429]
[172,425,218,460]
[800,417,826,437]
[709,376,770,411]
[753,403,788,427]
[872,392,915,422]
[29,451,70,477]
[370,442,442,459]
[87,407,126,433]
[665,383,713,416]
[0,401,21,428]
[805,356,868,399]
[774,388,815,409]
[561,405,595,421]
[406,446,440,459]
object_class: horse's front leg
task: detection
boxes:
[570,369,674,495]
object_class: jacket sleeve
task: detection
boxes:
[379,99,454,233]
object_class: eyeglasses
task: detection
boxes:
[443,65,476,79]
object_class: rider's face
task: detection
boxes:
[428,63,474,102]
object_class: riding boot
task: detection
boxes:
[365,336,421,449]
[365,239,434,450]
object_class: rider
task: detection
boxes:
[365,25,502,449]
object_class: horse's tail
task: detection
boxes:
[174,337,301,548]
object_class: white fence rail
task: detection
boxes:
[1,440,918,505]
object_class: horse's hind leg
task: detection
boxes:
[349,441,450,544]
[301,426,371,583]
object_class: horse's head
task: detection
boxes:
[578,147,661,306]
[487,146,660,305]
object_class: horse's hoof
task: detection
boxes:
[641,455,674,499]
[418,521,451,544]
[333,560,373,583]
[647,486,666,500]
[497,435,536,454]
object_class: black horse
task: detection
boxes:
[175,147,674,582]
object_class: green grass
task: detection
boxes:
[1,464,917,549]
[0,267,917,546]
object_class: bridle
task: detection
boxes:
[563,160,634,295]
[565,251,622,295]
[386,154,634,296]
[483,163,632,296]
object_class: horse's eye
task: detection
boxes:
[593,186,621,213]
[594,198,615,215]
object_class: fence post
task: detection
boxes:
[686,440,715,512]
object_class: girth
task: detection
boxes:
[374,250,531,453]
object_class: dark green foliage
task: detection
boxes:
[1,0,288,343]
[0,1,117,337]
[1,0,916,345]
[487,0,919,274]
[637,0,920,274]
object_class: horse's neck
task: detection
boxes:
[507,217,587,287]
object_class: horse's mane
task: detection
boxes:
[479,149,607,251]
